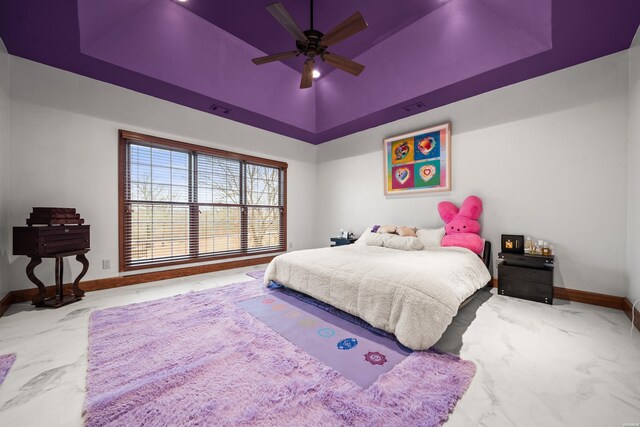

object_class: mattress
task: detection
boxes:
[264,244,492,350]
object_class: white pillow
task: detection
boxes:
[354,228,372,245]
[383,235,424,251]
[416,227,445,249]
[364,233,392,247]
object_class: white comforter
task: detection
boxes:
[264,244,491,350]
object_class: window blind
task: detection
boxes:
[119,130,287,271]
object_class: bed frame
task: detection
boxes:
[271,241,493,313]
[268,241,494,349]
[459,240,493,309]
[481,240,492,274]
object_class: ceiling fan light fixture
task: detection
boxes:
[253,1,368,89]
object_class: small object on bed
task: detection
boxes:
[396,226,417,237]
[377,225,397,234]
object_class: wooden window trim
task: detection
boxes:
[118,130,288,272]
[120,130,288,168]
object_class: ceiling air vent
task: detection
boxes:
[402,102,425,112]
[209,104,231,114]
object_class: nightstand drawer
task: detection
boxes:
[498,263,552,285]
[498,277,553,304]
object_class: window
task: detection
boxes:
[119,130,287,271]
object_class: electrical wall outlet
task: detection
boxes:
[288,242,293,249]
[102,260,111,270]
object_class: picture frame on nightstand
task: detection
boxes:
[501,234,524,254]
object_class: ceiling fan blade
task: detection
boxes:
[252,50,300,65]
[266,2,309,43]
[300,58,314,89]
[322,52,365,76]
[321,12,368,47]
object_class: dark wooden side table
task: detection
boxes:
[13,208,90,308]
[330,237,357,247]
[24,249,89,308]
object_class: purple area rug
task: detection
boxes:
[245,270,265,280]
[85,278,476,426]
[237,292,411,388]
[0,354,16,386]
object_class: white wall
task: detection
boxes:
[0,39,10,298]
[316,52,629,296]
[3,47,636,299]
[628,28,640,304]
[6,57,317,291]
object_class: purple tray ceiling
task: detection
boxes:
[0,0,638,145]
[176,0,453,80]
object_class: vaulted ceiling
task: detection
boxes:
[1,0,639,144]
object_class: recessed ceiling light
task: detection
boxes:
[312,69,321,79]
[177,0,187,2]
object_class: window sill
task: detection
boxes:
[119,248,286,272]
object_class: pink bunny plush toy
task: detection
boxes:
[438,195,484,255]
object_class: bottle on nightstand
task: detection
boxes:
[524,237,533,254]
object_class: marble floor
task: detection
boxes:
[0,266,639,427]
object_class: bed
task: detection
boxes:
[264,240,493,351]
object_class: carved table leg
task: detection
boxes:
[26,256,46,306]
[55,257,64,303]
[73,254,89,299]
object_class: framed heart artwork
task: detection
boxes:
[383,122,451,195]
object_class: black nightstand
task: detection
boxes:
[330,237,357,247]
[498,252,555,304]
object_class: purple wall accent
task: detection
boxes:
[316,0,550,132]
[0,0,639,145]
[82,0,316,132]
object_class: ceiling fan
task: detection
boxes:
[252,0,368,89]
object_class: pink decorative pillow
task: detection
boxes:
[396,226,417,237]
[438,195,484,255]
[377,225,397,234]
